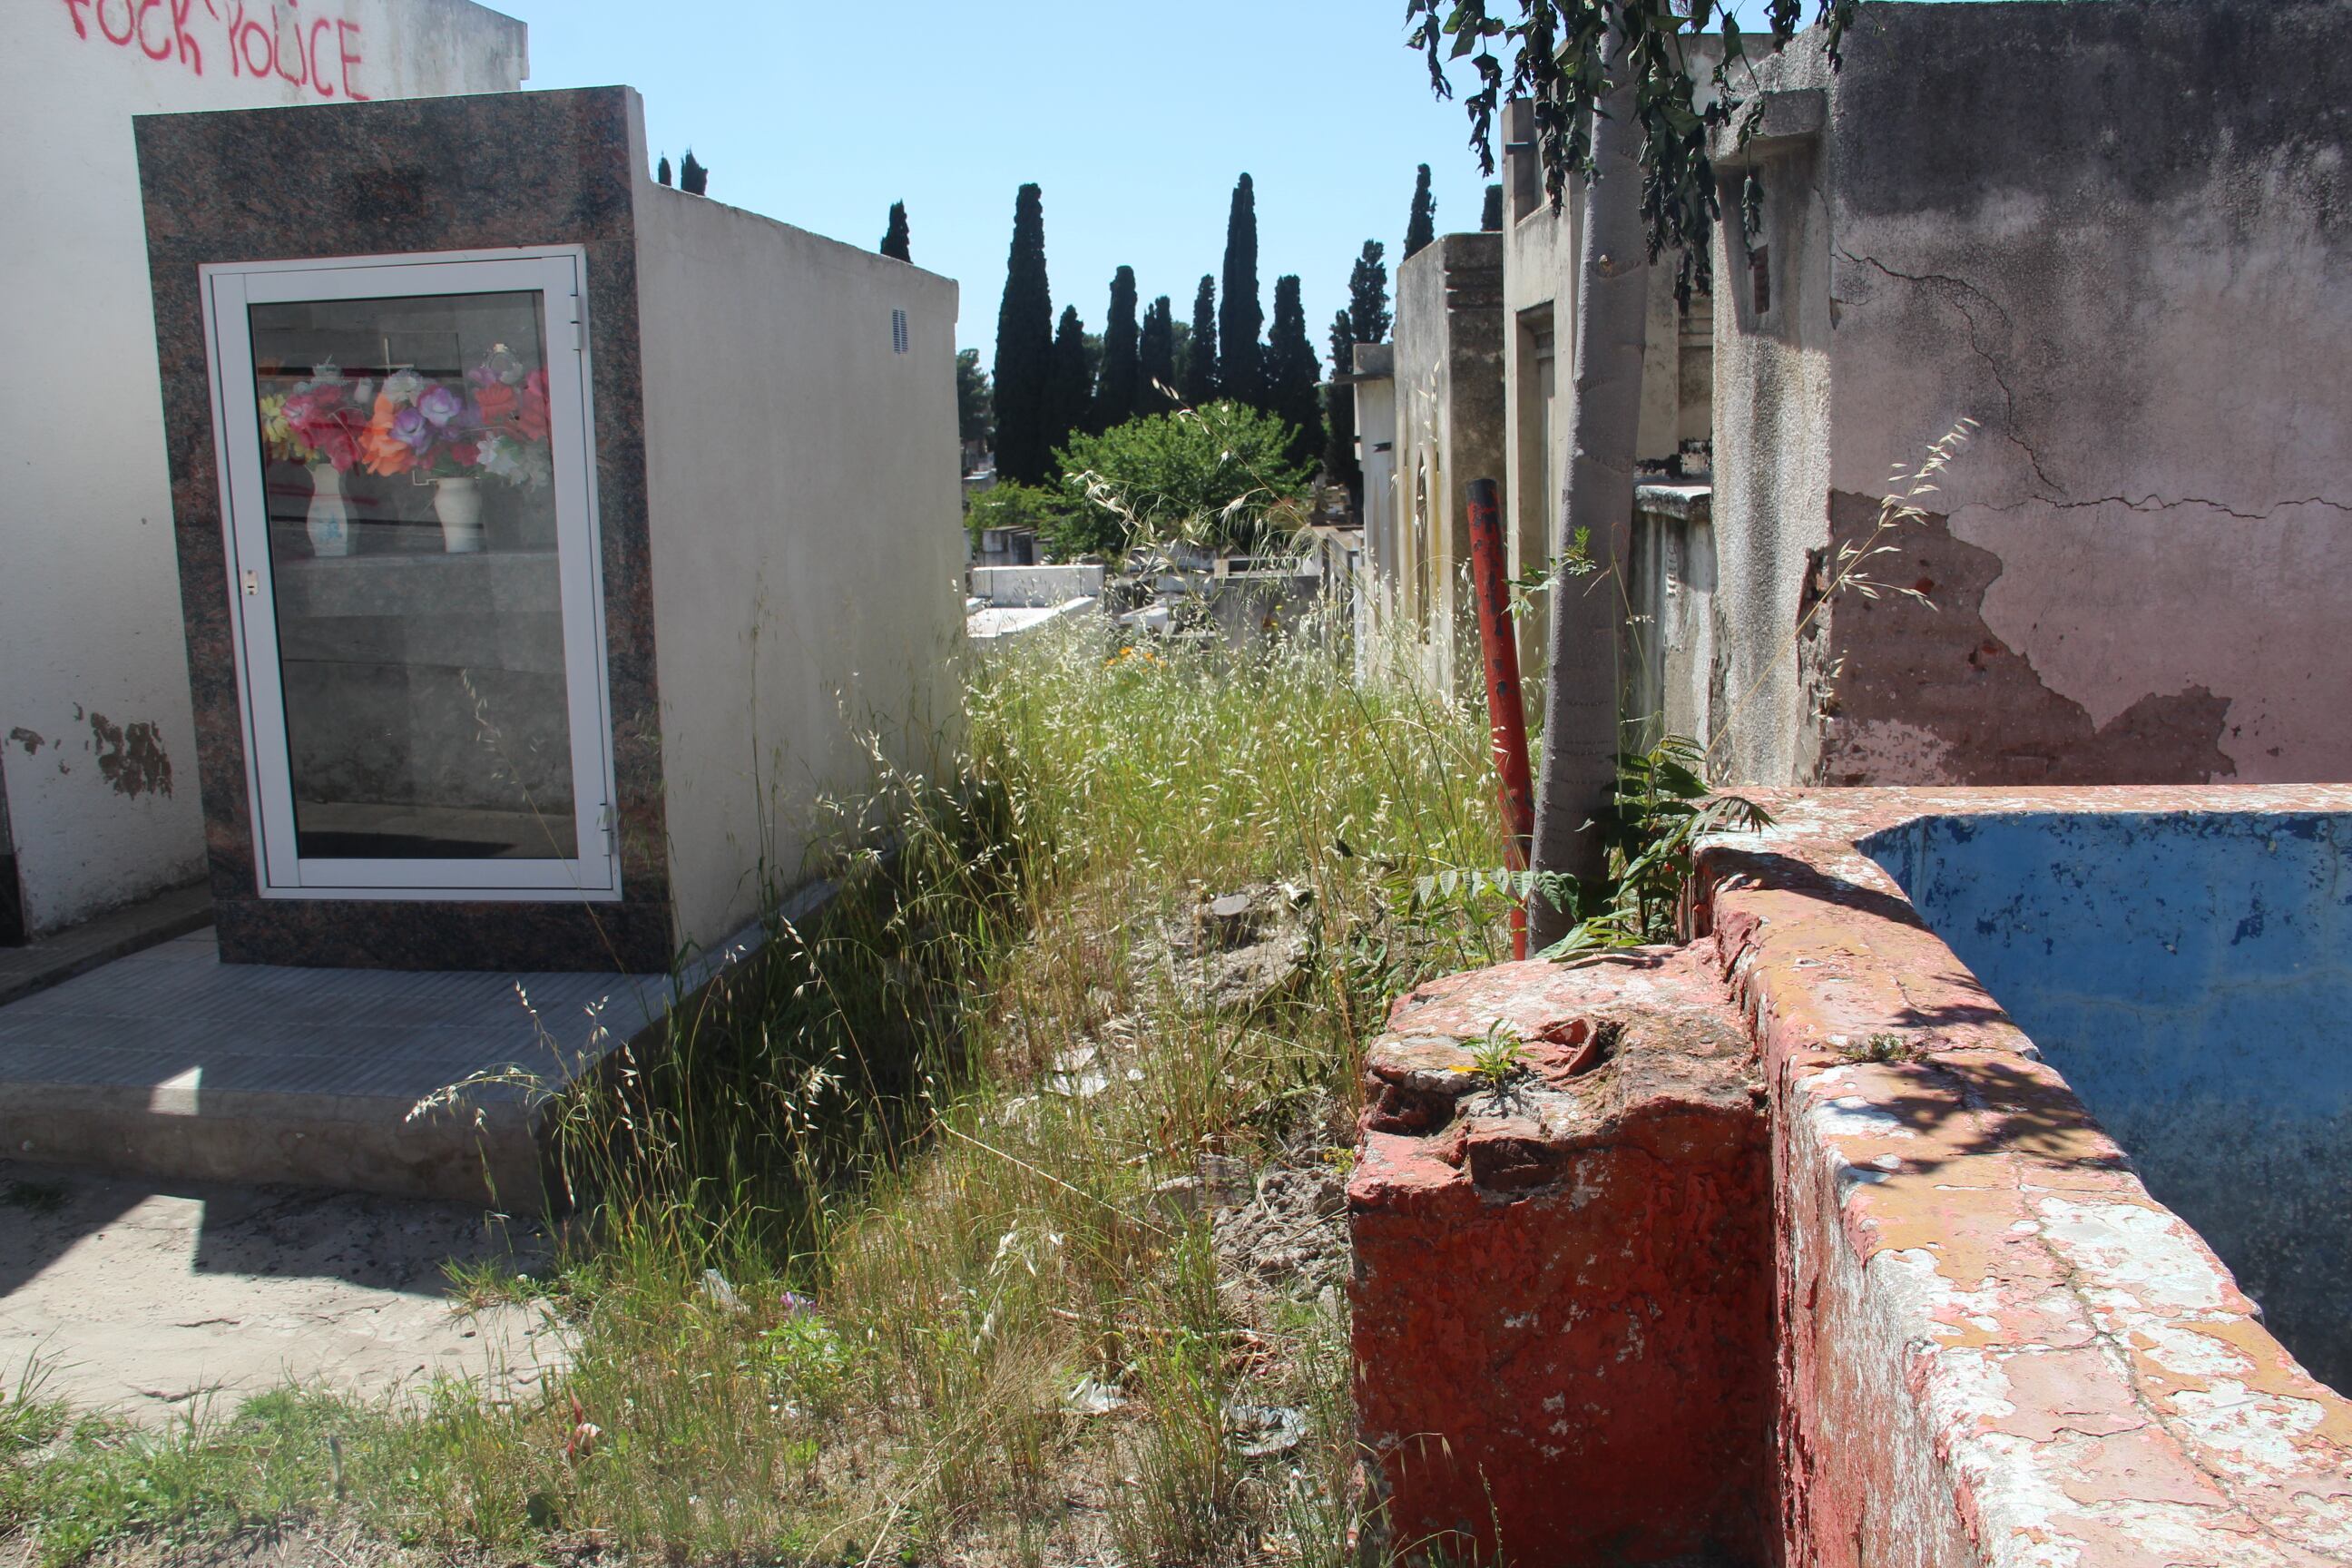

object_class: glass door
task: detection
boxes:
[202,250,618,899]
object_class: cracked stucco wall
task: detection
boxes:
[1707,0,2352,787]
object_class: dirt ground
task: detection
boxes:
[0,1159,566,1426]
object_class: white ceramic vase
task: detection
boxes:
[434,476,485,554]
[306,464,351,557]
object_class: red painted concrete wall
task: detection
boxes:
[1348,786,2352,1567]
[1348,950,1772,1565]
[1702,787,2352,1568]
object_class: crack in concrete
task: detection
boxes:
[1969,493,2352,522]
[1838,250,2066,498]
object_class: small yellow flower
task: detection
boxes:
[255,393,312,463]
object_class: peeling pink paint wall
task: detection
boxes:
[1705,2,2352,789]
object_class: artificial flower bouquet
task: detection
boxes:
[254,346,553,489]
[258,365,369,472]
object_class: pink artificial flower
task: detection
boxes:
[282,383,367,472]
[517,370,551,443]
[309,420,360,472]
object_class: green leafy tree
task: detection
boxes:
[1138,296,1178,416]
[1218,174,1265,409]
[964,480,1108,560]
[993,183,1055,485]
[1482,182,1504,230]
[880,201,911,260]
[1324,308,1360,498]
[1048,304,1095,451]
[1181,276,1219,407]
[1407,0,1858,945]
[1348,240,1392,346]
[956,348,994,455]
[1264,276,1324,473]
[1056,400,1309,554]
[1096,266,1142,429]
[1404,162,1436,259]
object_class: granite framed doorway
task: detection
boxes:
[201,248,620,906]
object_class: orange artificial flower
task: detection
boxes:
[358,393,416,475]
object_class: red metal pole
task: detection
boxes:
[1465,477,1535,959]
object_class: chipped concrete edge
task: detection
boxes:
[1694,785,2352,1567]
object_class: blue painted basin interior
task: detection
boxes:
[1862,811,2352,1394]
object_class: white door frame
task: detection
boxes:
[200,246,621,901]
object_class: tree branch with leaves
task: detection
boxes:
[1406,0,1856,299]
[1404,0,1857,948]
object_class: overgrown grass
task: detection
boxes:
[0,608,1503,1567]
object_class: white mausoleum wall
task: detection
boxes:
[632,168,966,954]
[0,0,526,934]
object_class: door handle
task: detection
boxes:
[241,569,259,598]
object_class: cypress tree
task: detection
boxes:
[1218,174,1265,409]
[1265,276,1324,472]
[1348,240,1391,348]
[1095,266,1142,429]
[1482,182,1504,231]
[1328,241,1388,514]
[1138,296,1177,416]
[1324,309,1360,501]
[1181,275,1219,407]
[656,154,671,187]
[1404,163,1436,260]
[880,201,911,260]
[1048,305,1094,454]
[681,149,710,196]
[993,183,1056,485]
[956,348,994,454]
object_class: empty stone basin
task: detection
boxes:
[1864,809,2352,1391]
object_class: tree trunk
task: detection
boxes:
[1525,24,1650,951]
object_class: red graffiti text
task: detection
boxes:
[60,0,368,100]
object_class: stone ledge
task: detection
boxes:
[1696,784,2352,1568]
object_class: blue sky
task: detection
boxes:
[495,1,1495,367]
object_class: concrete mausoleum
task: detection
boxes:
[1370,232,1503,695]
[0,74,965,1204]
[1361,0,2352,791]
[0,0,531,946]
[137,84,964,975]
